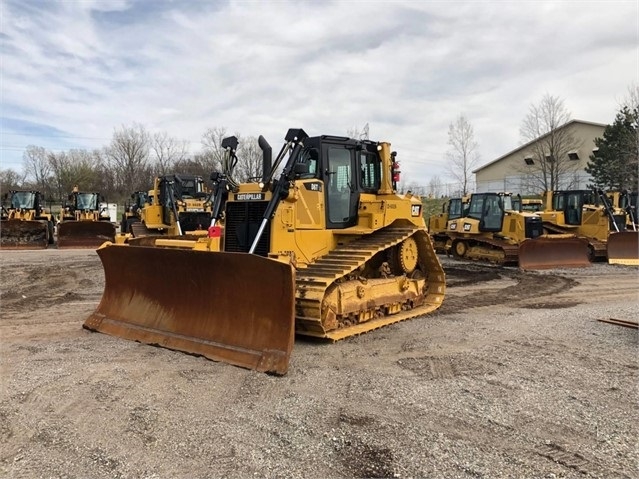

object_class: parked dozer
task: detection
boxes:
[596,190,638,265]
[57,187,116,248]
[538,189,638,265]
[119,175,213,245]
[607,190,638,230]
[444,192,590,269]
[120,190,148,234]
[1,190,55,249]
[428,196,469,253]
[83,129,446,375]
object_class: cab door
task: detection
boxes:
[324,144,358,229]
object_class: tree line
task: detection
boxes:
[2,89,637,205]
[1,124,264,204]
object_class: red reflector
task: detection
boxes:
[208,226,222,237]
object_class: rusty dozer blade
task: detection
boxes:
[57,221,116,249]
[0,220,48,249]
[518,236,591,270]
[607,231,639,265]
[83,244,295,374]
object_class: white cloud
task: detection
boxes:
[1,0,636,190]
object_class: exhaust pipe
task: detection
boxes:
[259,135,272,184]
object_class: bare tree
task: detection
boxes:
[236,136,263,182]
[48,149,105,203]
[200,127,229,174]
[346,123,370,140]
[445,115,480,195]
[405,181,425,196]
[150,131,189,176]
[0,168,26,196]
[105,124,151,195]
[519,94,582,192]
[22,145,52,198]
[427,175,443,198]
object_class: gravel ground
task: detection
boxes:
[0,249,637,478]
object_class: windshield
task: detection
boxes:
[502,196,513,211]
[11,192,36,209]
[76,193,98,210]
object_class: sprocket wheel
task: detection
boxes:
[389,237,419,274]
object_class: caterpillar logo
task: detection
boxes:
[449,222,457,230]
[235,193,265,201]
[411,205,422,217]
[464,223,472,231]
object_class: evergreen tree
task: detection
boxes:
[586,106,638,190]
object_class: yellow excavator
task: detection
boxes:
[538,189,638,265]
[428,196,469,253]
[83,129,446,375]
[1,190,55,249]
[117,174,213,245]
[444,192,590,269]
[57,187,116,248]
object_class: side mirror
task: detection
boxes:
[294,162,309,175]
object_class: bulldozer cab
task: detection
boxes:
[10,191,37,210]
[467,193,505,232]
[448,197,469,221]
[74,192,99,211]
[292,136,382,229]
[552,190,590,225]
[3,190,47,219]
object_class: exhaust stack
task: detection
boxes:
[258,135,272,183]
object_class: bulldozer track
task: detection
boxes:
[449,235,519,265]
[130,222,159,238]
[295,225,445,340]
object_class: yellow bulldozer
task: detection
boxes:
[83,129,446,375]
[119,190,148,234]
[118,174,213,245]
[57,187,116,248]
[1,190,55,249]
[428,196,469,253]
[444,192,590,269]
[538,189,639,265]
[607,190,638,230]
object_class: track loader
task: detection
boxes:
[1,190,55,249]
[428,196,469,253]
[445,192,590,269]
[84,129,446,375]
[57,187,116,248]
[538,189,638,265]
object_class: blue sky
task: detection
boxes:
[1,0,636,187]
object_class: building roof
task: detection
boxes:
[472,119,607,174]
